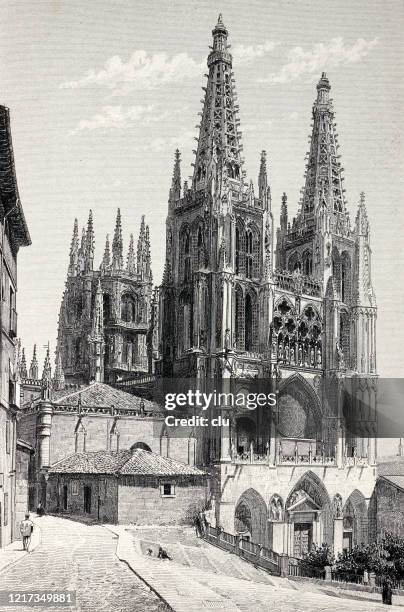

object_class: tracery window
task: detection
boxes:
[179,227,192,283]
[302,250,313,276]
[272,300,322,368]
[121,294,138,322]
[235,222,260,279]
[178,291,192,355]
[234,287,258,352]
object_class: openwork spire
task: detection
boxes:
[136,216,152,280]
[112,208,123,270]
[258,150,268,200]
[192,14,244,189]
[20,347,28,379]
[101,234,110,270]
[84,209,94,272]
[29,344,38,379]
[170,149,181,201]
[126,233,136,274]
[68,218,79,276]
[42,342,52,384]
[301,73,346,218]
[53,349,65,391]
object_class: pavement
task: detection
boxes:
[0,516,402,611]
[0,515,170,612]
[0,516,41,573]
[107,524,404,612]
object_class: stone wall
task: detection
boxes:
[118,475,208,525]
[14,443,31,534]
[374,478,404,537]
[46,474,118,523]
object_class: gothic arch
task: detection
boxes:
[245,288,258,352]
[340,251,352,303]
[178,289,192,355]
[179,224,192,283]
[278,372,323,426]
[302,249,313,276]
[286,470,333,546]
[74,419,87,453]
[234,488,268,545]
[343,489,368,547]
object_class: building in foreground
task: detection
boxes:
[157,15,377,558]
[46,449,207,524]
[0,105,31,547]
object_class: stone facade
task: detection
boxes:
[0,105,31,547]
[157,16,378,558]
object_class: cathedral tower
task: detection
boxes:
[159,14,273,377]
[57,210,154,385]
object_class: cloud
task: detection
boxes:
[259,37,379,83]
[232,41,278,64]
[61,50,204,95]
[139,130,195,153]
[70,104,156,134]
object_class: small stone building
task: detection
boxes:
[369,457,404,539]
[47,449,208,525]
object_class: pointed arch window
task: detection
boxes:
[75,420,87,453]
[341,252,352,303]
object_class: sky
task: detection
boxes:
[0,0,403,376]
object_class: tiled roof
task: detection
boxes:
[54,381,162,414]
[379,475,404,492]
[378,457,404,477]
[119,449,205,476]
[49,449,206,478]
[49,451,132,474]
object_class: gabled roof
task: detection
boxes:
[378,457,404,477]
[119,449,205,476]
[0,105,31,247]
[53,381,161,414]
[379,475,404,493]
[49,449,206,477]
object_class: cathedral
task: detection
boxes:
[18,14,379,559]
[56,209,155,385]
[157,15,378,558]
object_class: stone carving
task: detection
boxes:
[333,493,343,519]
[269,495,283,521]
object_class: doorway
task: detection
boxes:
[62,485,68,511]
[293,522,312,557]
[84,486,91,514]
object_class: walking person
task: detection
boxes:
[20,513,34,552]
[382,576,393,605]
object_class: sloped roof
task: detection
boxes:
[0,106,31,247]
[50,450,132,474]
[379,475,404,492]
[49,449,206,477]
[54,381,161,414]
[378,457,404,477]
[119,449,205,476]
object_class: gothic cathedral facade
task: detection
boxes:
[158,16,377,558]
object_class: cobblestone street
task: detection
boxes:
[0,516,170,612]
[0,517,402,612]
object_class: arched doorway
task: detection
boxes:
[286,471,332,558]
[343,489,368,551]
[234,488,268,545]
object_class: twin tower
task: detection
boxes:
[56,15,376,390]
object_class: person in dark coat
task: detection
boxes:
[382,576,393,605]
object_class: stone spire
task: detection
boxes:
[301,73,346,218]
[126,233,136,275]
[137,215,146,277]
[112,208,123,270]
[84,209,94,272]
[68,218,79,276]
[53,348,65,391]
[77,226,86,272]
[20,346,28,378]
[29,344,38,379]
[101,234,110,271]
[88,279,104,382]
[41,343,52,384]
[280,192,288,233]
[145,225,152,281]
[192,14,244,190]
[169,149,181,201]
[258,150,268,201]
